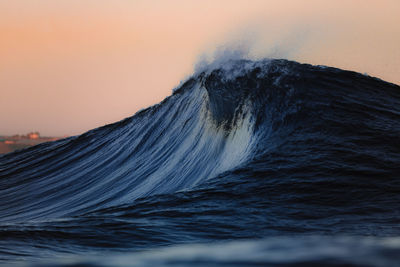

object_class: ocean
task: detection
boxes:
[1,59,399,266]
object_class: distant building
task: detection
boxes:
[28,132,40,139]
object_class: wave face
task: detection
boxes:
[1,59,400,265]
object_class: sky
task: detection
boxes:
[1,0,399,136]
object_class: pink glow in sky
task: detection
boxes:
[1,0,399,136]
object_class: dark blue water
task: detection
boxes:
[1,59,400,266]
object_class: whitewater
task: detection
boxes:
[0,59,400,266]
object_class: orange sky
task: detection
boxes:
[1,0,399,136]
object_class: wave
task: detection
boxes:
[1,58,400,264]
[1,59,400,222]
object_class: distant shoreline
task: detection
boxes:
[0,132,64,154]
